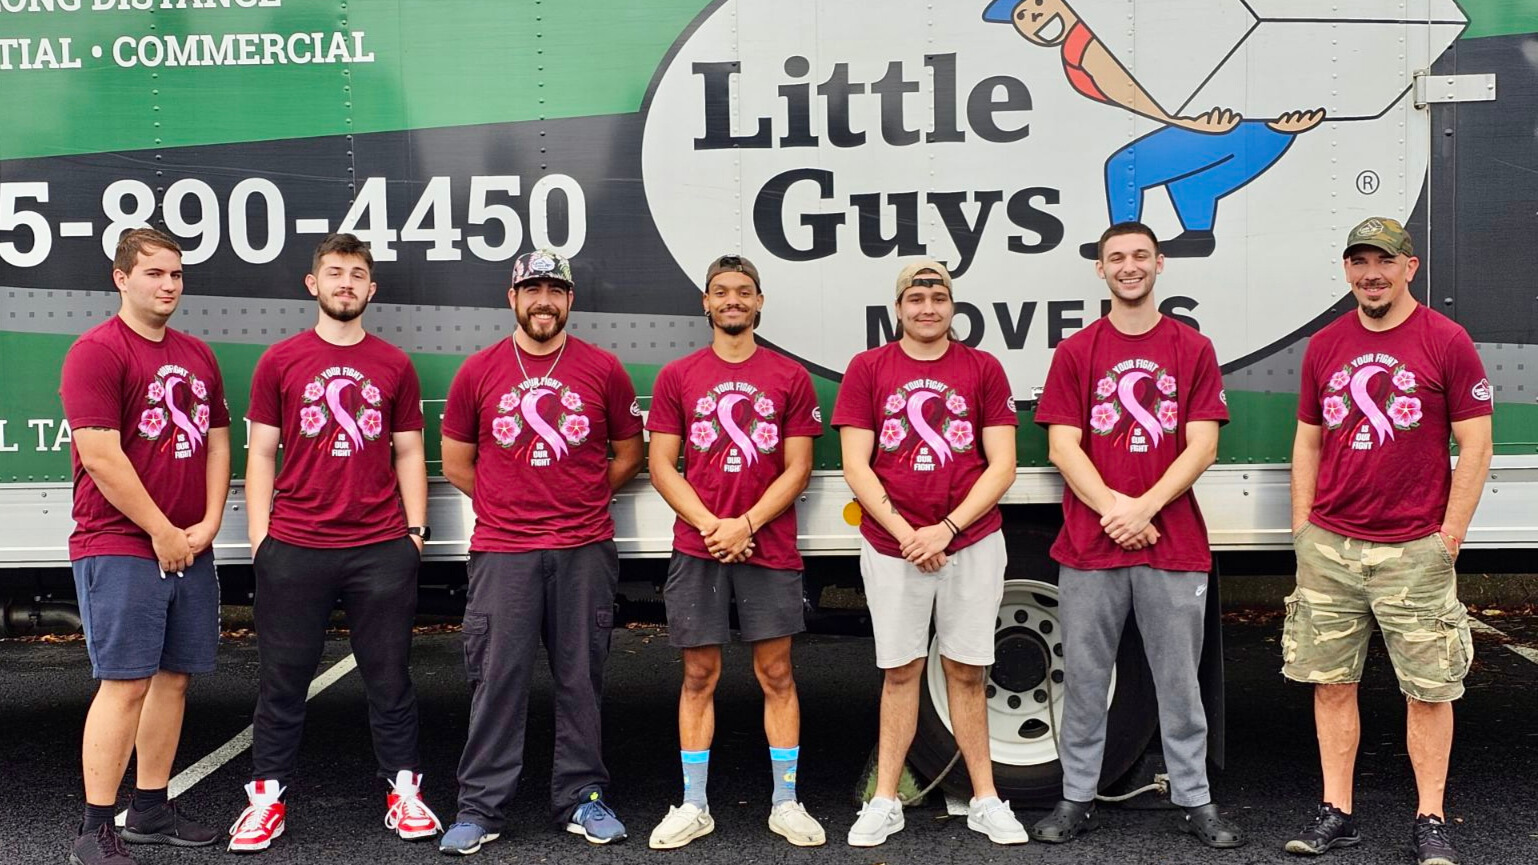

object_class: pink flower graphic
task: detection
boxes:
[754,395,776,418]
[695,395,717,417]
[1156,400,1179,431]
[1095,376,1117,399]
[191,378,208,401]
[560,414,591,445]
[689,420,718,451]
[361,383,382,406]
[497,391,519,413]
[358,408,383,439]
[945,392,968,415]
[944,419,975,451]
[300,405,328,437]
[751,422,780,452]
[1321,395,1349,428]
[491,415,521,446]
[1392,368,1417,392]
[879,418,907,450]
[145,380,164,404]
[561,390,585,412]
[1090,402,1120,433]
[1156,373,1177,397]
[137,408,167,439]
[193,403,211,433]
[1387,395,1423,429]
[303,381,325,402]
[883,393,906,415]
[1328,370,1351,392]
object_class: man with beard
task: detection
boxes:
[1033,222,1242,849]
[833,260,1025,848]
[1282,217,1492,865]
[62,227,230,865]
[439,249,644,854]
[229,233,439,852]
[645,255,826,850]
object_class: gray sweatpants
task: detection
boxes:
[1057,565,1211,807]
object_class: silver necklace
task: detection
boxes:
[514,334,568,385]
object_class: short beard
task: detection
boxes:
[320,297,367,322]
[709,308,757,335]
[1360,301,1391,319]
[518,308,567,342]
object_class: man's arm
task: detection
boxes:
[393,430,429,552]
[185,426,231,557]
[1080,39,1241,132]
[1441,415,1493,559]
[646,432,749,562]
[1290,421,1323,533]
[608,435,644,492]
[839,427,945,572]
[244,422,279,551]
[1048,423,1158,550]
[73,427,193,572]
[1099,420,1219,545]
[702,436,813,559]
[900,425,1017,563]
[441,437,477,498]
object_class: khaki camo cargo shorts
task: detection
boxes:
[1281,523,1473,703]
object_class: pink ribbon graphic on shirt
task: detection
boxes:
[1349,364,1395,445]
[1115,371,1162,449]
[520,388,569,460]
[716,393,757,467]
[161,376,203,454]
[324,378,364,451]
[906,391,951,467]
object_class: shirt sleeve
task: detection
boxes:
[605,356,644,440]
[1296,339,1324,425]
[830,353,875,430]
[1184,336,1230,424]
[645,363,684,436]
[246,350,283,428]
[1033,338,1084,428]
[1442,328,1493,421]
[60,339,126,430]
[783,366,824,438]
[978,352,1019,427]
[392,357,426,433]
[205,348,232,430]
[441,355,482,444]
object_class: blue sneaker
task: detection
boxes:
[438,822,498,856]
[566,793,627,845]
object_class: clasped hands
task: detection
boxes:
[1101,491,1160,551]
[702,515,755,563]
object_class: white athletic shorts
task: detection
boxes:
[859,529,1006,668]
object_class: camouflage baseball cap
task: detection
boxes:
[510,249,573,288]
[1342,217,1414,258]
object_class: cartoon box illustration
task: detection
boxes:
[1068,0,1468,120]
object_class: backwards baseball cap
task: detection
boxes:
[1342,217,1414,259]
[895,258,953,299]
[981,0,1018,23]
[511,249,574,288]
[704,254,761,291]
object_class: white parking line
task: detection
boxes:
[1468,616,1538,665]
[116,653,359,826]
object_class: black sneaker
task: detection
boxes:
[1413,815,1460,865]
[1284,803,1361,855]
[70,823,136,865]
[121,799,219,847]
[1029,799,1099,843]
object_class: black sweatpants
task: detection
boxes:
[454,541,619,829]
[250,535,422,786]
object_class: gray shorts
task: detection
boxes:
[662,552,805,647]
[860,530,1006,668]
[72,552,220,680]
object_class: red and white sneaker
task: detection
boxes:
[385,770,442,841]
[228,780,286,853]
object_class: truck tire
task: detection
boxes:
[909,577,1159,806]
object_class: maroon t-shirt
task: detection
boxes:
[61,316,231,560]
[1035,316,1229,572]
[442,336,643,553]
[832,340,1018,557]
[647,346,823,571]
[247,331,424,548]
[1298,305,1492,542]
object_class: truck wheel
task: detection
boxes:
[909,578,1159,806]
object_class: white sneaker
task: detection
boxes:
[648,803,714,850]
[768,801,826,847]
[847,797,904,847]
[967,796,1028,845]
[384,770,442,840]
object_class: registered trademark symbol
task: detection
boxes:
[1356,171,1380,195]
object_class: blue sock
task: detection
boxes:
[681,749,709,808]
[770,746,799,806]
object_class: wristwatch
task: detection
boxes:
[407,526,432,542]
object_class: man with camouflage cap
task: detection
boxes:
[439,249,645,853]
[1283,217,1492,865]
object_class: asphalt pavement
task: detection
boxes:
[3,607,1538,865]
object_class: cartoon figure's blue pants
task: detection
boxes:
[1105,121,1295,232]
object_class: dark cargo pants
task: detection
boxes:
[454,541,619,829]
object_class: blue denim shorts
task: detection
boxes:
[72,552,220,680]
